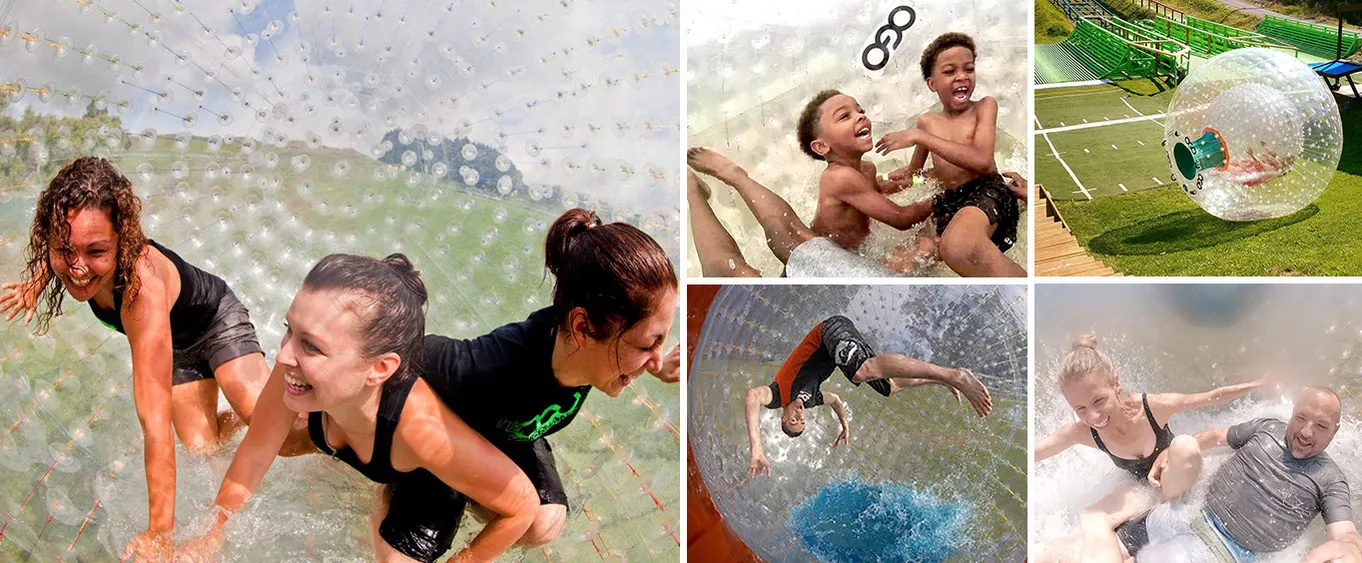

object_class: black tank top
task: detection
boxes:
[1091,393,1175,479]
[309,375,425,484]
[89,240,230,350]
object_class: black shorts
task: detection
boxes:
[932,174,1020,252]
[820,316,888,396]
[171,290,263,385]
[1116,512,1151,556]
[378,438,567,562]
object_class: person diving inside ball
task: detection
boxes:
[741,315,992,477]
[874,32,1026,277]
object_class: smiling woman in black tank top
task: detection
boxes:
[1032,335,1267,562]
[181,254,538,563]
[0,157,273,560]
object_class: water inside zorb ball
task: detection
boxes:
[689,285,1027,562]
[686,0,1029,277]
[1034,284,1362,561]
[0,1,680,560]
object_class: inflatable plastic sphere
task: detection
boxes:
[0,1,679,560]
[1162,48,1342,221]
[689,285,1028,562]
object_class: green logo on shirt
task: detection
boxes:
[498,392,584,442]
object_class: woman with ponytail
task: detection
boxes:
[418,207,680,548]
[181,254,538,563]
[1033,335,1267,562]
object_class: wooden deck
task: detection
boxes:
[1035,186,1121,276]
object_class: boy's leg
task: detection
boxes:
[938,207,1026,277]
[883,232,938,274]
[688,147,815,263]
[688,169,762,277]
[1155,435,1203,502]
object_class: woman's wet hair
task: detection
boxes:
[302,253,428,382]
[1058,334,1116,387]
[543,208,677,341]
[24,157,148,332]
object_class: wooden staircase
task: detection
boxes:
[1035,186,1121,276]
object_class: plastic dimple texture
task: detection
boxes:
[686,0,1030,276]
[0,1,680,560]
[689,285,1027,561]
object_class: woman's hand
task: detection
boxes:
[121,528,173,562]
[648,345,681,383]
[0,280,41,326]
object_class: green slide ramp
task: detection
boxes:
[1258,15,1359,59]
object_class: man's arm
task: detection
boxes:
[744,386,773,476]
[1303,522,1362,563]
[826,392,850,447]
[824,167,931,230]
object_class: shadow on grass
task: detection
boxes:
[1087,204,1318,256]
[1336,106,1362,177]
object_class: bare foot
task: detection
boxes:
[687,168,711,200]
[952,368,993,417]
[688,147,746,183]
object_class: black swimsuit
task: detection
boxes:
[1091,393,1175,480]
[1099,394,1174,557]
[90,240,229,348]
[310,375,464,563]
[89,240,261,385]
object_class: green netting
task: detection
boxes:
[1035,44,1107,84]
[1143,16,1295,57]
[1063,17,1190,80]
[1258,15,1360,59]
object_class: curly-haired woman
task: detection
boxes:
[0,157,273,560]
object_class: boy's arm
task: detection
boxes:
[881,98,999,174]
[826,392,850,447]
[863,162,909,195]
[824,167,931,230]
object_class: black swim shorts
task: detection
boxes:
[820,316,888,397]
[931,174,1020,252]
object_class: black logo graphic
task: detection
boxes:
[862,6,917,71]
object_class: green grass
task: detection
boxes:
[1052,103,1362,275]
[1035,80,1178,199]
[1037,0,1077,43]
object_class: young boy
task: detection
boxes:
[741,315,992,477]
[795,90,940,273]
[874,32,1025,277]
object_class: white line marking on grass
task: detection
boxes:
[1084,148,1090,153]
[1138,140,1145,146]
[1119,183,1128,191]
[1037,114,1091,200]
[1035,79,1116,90]
[1111,144,1119,150]
[1121,97,1144,116]
[1153,177,1163,184]
[1060,121,1066,127]
[1035,113,1167,134]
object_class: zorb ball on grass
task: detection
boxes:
[1162,48,1342,221]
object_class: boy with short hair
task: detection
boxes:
[795,89,938,273]
[874,32,1025,277]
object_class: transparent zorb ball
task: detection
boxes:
[1163,48,1342,221]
